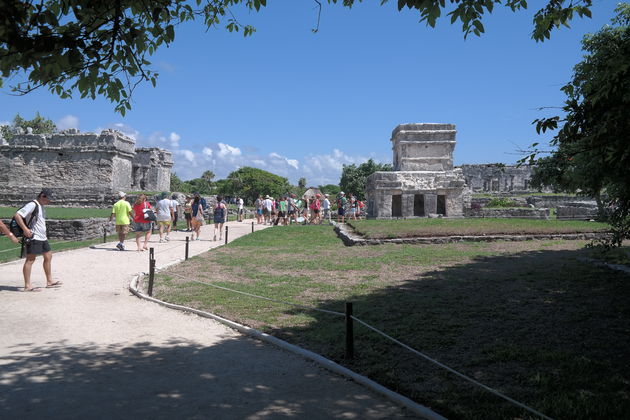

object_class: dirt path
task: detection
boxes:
[0,221,416,419]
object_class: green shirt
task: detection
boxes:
[279,200,288,212]
[112,199,132,225]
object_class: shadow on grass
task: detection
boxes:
[271,248,630,420]
[0,338,408,420]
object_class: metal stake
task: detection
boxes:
[103,225,107,243]
[225,225,229,244]
[185,236,189,260]
[251,221,254,233]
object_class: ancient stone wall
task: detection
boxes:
[367,123,467,219]
[460,164,542,192]
[0,129,172,207]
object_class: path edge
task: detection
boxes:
[128,273,446,420]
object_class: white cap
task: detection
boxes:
[118,191,126,198]
[340,191,345,195]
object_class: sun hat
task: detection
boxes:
[315,193,321,198]
[324,193,329,197]
[265,195,270,199]
[340,191,345,195]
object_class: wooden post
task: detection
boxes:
[148,257,155,297]
[225,226,229,244]
[185,236,189,260]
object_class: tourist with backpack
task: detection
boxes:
[131,194,154,252]
[13,188,61,291]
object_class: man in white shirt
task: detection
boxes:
[155,192,174,242]
[263,195,273,225]
[237,196,244,222]
[168,194,180,234]
[322,194,331,222]
[14,188,61,291]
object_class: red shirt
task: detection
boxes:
[133,201,152,223]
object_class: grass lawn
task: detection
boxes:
[0,234,120,264]
[153,226,629,420]
[348,218,609,239]
[0,206,111,220]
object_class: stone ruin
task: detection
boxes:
[0,128,172,207]
[460,164,540,192]
[366,124,468,218]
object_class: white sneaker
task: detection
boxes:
[159,239,164,243]
[165,236,170,241]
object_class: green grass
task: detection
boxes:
[154,226,630,420]
[0,234,120,263]
[348,218,609,239]
[0,206,111,219]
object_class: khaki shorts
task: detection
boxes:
[157,221,171,227]
[115,224,130,234]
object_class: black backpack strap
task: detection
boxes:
[26,200,39,229]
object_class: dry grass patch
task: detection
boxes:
[153,225,630,420]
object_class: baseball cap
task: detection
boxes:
[118,191,127,198]
[40,188,55,200]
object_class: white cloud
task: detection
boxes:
[57,115,80,130]
[169,132,180,148]
[217,142,241,158]
[202,147,213,157]
[176,149,196,163]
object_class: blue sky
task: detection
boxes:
[0,0,619,185]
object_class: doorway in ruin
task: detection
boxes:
[437,195,446,215]
[414,194,425,217]
[392,194,402,217]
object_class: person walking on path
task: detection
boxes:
[156,192,174,243]
[255,195,263,224]
[169,194,180,233]
[237,196,244,222]
[337,192,347,223]
[131,194,153,252]
[0,220,20,244]
[191,195,205,240]
[322,194,331,222]
[109,191,132,251]
[263,195,273,225]
[14,188,61,291]
[310,194,322,224]
[213,196,227,241]
[183,195,193,232]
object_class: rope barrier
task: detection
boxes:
[169,273,344,317]
[350,316,554,420]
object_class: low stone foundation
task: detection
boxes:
[464,208,550,219]
[2,218,115,240]
[333,222,608,246]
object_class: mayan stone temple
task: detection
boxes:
[0,129,172,207]
[366,123,467,218]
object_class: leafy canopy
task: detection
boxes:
[216,166,291,204]
[0,112,57,140]
[528,3,630,245]
[340,158,392,200]
[1,0,593,114]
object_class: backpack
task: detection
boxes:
[9,201,39,237]
[142,202,157,221]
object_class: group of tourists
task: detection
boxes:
[252,191,365,226]
[109,192,231,251]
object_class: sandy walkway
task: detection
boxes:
[0,221,416,419]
